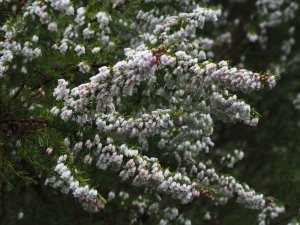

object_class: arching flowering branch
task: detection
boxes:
[0,0,288,224]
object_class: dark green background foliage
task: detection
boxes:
[1,0,300,224]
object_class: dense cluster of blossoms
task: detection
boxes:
[220,149,244,168]
[45,154,105,212]
[257,204,285,225]
[248,0,298,49]
[2,0,298,224]
[47,0,276,217]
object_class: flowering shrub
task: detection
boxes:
[0,0,299,225]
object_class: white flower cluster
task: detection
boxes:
[75,7,85,25]
[21,42,42,61]
[45,0,74,15]
[136,7,221,44]
[159,207,192,225]
[112,0,126,9]
[0,0,284,223]
[95,138,124,171]
[96,12,111,29]
[53,79,69,101]
[190,162,266,209]
[45,154,105,212]
[203,60,276,91]
[24,1,51,24]
[158,113,214,155]
[0,25,18,77]
[220,149,244,168]
[210,91,252,122]
[127,157,200,204]
[58,132,266,209]
[49,19,277,216]
[108,192,191,225]
[258,204,285,225]
[52,46,275,128]
[95,109,174,150]
[249,0,298,51]
[82,136,200,204]
[74,45,85,56]
[0,0,76,79]
[78,62,90,74]
[293,94,300,110]
[256,0,298,28]
[82,25,95,40]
